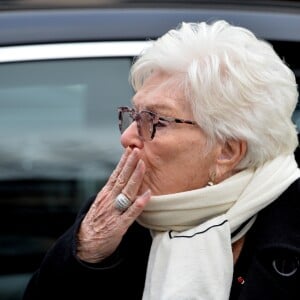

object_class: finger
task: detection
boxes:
[111,148,141,196]
[93,148,140,212]
[105,147,132,190]
[122,159,146,201]
[93,148,133,207]
[122,189,151,226]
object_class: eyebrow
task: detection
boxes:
[131,101,177,116]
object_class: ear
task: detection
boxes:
[214,139,247,182]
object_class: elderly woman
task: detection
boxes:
[23,20,300,300]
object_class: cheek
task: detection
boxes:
[144,136,203,172]
[173,146,213,190]
[143,142,171,171]
[140,141,177,188]
[142,140,205,191]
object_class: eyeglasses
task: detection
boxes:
[118,106,197,141]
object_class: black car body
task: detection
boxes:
[0,1,299,299]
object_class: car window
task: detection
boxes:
[0,57,133,299]
[0,58,133,180]
[0,32,299,300]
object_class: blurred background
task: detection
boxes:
[0,0,299,299]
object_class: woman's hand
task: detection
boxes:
[76,147,151,263]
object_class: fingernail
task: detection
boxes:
[142,189,151,198]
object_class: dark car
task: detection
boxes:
[0,1,299,299]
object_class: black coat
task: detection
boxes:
[23,178,300,300]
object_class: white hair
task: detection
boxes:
[130,20,299,169]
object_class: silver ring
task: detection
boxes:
[115,193,132,212]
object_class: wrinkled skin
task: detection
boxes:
[77,72,246,263]
[77,147,151,263]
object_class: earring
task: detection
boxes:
[207,171,216,186]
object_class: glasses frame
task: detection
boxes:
[118,106,197,141]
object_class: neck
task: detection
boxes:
[232,236,245,264]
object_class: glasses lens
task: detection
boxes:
[119,110,133,133]
[139,111,154,140]
[118,108,155,140]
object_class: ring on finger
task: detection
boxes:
[115,193,132,212]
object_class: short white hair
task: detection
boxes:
[130,20,299,169]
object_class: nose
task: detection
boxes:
[120,122,144,149]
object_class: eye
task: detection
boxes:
[156,118,170,128]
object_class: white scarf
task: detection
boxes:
[137,155,300,300]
